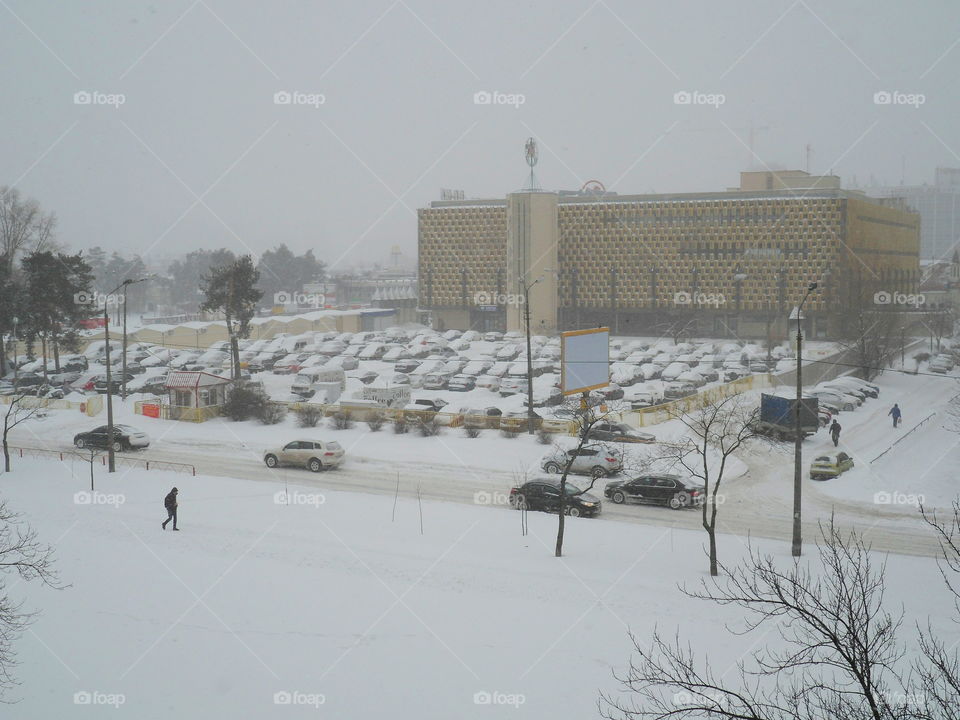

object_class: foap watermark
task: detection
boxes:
[873,90,925,108]
[274,291,325,308]
[674,291,725,308]
[74,90,125,108]
[74,690,126,707]
[474,291,524,307]
[673,90,725,108]
[473,490,511,506]
[273,690,325,708]
[473,90,525,108]
[883,691,926,708]
[474,690,526,707]
[874,491,924,507]
[874,290,925,307]
[273,490,325,508]
[74,291,125,308]
[74,491,125,508]
[273,90,325,107]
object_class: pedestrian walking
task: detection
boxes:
[888,403,902,428]
[830,419,842,447]
[162,487,179,531]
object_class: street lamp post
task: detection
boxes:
[519,271,554,435]
[10,316,18,388]
[791,281,818,557]
[104,278,148,473]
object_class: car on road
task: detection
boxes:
[73,424,150,452]
[585,421,656,444]
[809,451,854,480]
[540,445,623,479]
[263,440,345,472]
[508,479,602,517]
[604,474,704,509]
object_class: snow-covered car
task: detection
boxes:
[447,374,476,392]
[263,440,344,472]
[475,375,500,392]
[586,422,655,444]
[539,445,623,479]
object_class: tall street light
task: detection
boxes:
[520,271,553,435]
[10,316,18,387]
[791,280,818,557]
[104,277,149,473]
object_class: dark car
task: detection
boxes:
[586,421,656,444]
[395,359,421,374]
[94,373,136,394]
[604,474,704,509]
[73,424,150,451]
[509,479,602,518]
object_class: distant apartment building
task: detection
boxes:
[418,170,921,340]
[868,168,960,261]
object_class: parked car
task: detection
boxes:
[809,451,854,480]
[447,374,477,392]
[263,440,345,472]
[508,479,602,517]
[540,445,623,479]
[94,372,137,394]
[664,381,696,399]
[475,374,500,392]
[604,474,704,509]
[395,359,421,374]
[73,424,150,451]
[586,422,655,444]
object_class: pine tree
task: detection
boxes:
[201,255,261,379]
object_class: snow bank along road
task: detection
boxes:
[25,425,945,560]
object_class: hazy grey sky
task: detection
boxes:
[2,0,957,271]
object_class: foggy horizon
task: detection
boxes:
[2,0,958,269]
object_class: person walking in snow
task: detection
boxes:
[830,419,842,447]
[888,403,902,428]
[162,487,179,531]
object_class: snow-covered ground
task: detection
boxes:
[4,461,957,719]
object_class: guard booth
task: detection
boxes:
[164,370,232,422]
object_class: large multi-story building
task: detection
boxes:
[868,168,960,261]
[418,170,921,340]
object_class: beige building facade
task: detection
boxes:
[418,172,921,340]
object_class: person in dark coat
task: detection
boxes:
[162,487,179,530]
[829,419,842,447]
[888,403,902,428]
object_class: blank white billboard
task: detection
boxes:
[561,328,610,395]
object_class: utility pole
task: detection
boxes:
[522,279,535,435]
[104,277,149,473]
[792,282,818,557]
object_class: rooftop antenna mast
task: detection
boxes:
[524,137,541,191]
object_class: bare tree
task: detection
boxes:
[600,520,935,720]
[919,501,960,719]
[1,393,39,473]
[0,499,60,696]
[923,308,956,354]
[0,187,57,274]
[660,393,763,576]
[544,396,638,557]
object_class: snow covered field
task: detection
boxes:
[4,461,957,719]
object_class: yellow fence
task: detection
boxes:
[0,394,101,415]
[626,373,772,428]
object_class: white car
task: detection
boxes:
[263,440,344,472]
[540,445,623,479]
[475,374,500,392]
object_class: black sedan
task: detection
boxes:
[508,479,602,517]
[604,474,704,509]
[73,424,151,451]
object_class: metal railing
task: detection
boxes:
[870,412,937,463]
[6,445,196,475]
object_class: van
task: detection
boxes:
[291,367,347,397]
